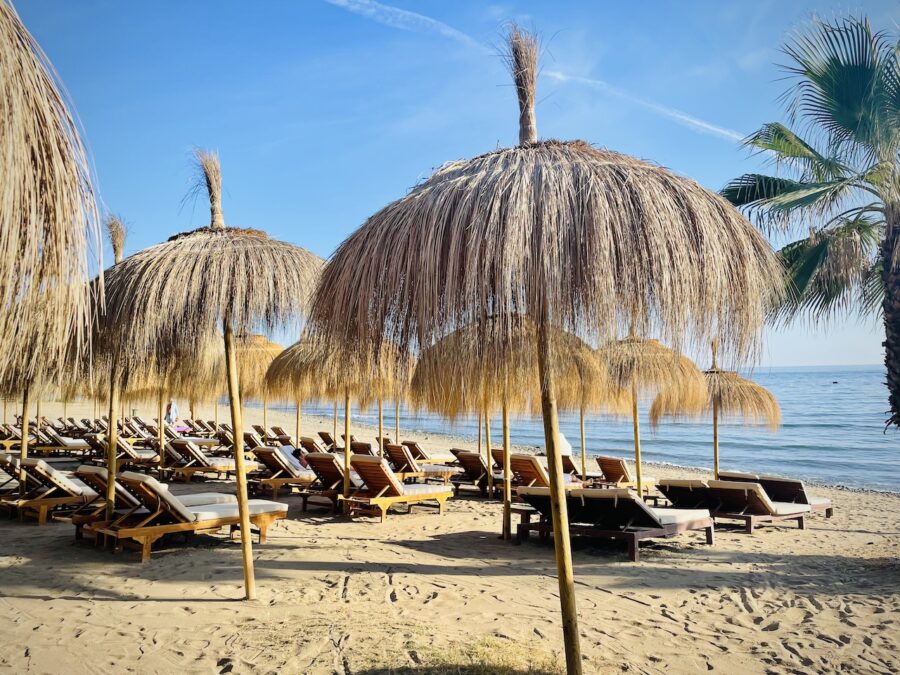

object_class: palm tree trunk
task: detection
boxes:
[223,322,256,601]
[883,204,900,427]
[536,307,582,674]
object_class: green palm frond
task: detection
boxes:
[783,16,900,160]
[745,123,849,180]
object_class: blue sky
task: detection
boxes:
[17,0,896,367]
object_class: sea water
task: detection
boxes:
[269,365,898,492]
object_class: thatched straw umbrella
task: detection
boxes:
[100,150,322,600]
[597,334,705,495]
[0,3,100,385]
[232,334,283,430]
[307,26,782,671]
[265,337,408,494]
[411,319,611,538]
[650,340,780,478]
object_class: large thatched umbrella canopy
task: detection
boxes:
[597,334,705,494]
[307,26,783,672]
[265,336,410,494]
[650,340,780,477]
[100,150,323,601]
[411,318,614,538]
[0,3,100,384]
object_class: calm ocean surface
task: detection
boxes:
[272,366,898,492]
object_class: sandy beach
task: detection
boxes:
[0,400,898,674]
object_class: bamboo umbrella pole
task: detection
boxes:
[711,339,719,479]
[484,411,493,497]
[63,397,68,423]
[377,398,384,456]
[93,398,98,422]
[105,377,120,518]
[579,407,586,479]
[19,385,30,497]
[333,401,338,445]
[214,399,219,427]
[501,400,512,539]
[343,388,351,497]
[263,393,268,430]
[477,411,482,453]
[295,400,301,444]
[536,308,581,673]
[157,392,165,470]
[3,398,6,424]
[223,322,256,600]
[394,399,400,442]
[35,396,41,434]
[631,382,643,496]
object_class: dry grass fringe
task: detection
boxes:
[0,2,101,384]
[100,151,323,377]
[105,214,127,264]
[308,27,783,374]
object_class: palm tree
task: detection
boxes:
[722,16,900,426]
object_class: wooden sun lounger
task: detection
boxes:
[516,486,714,562]
[450,451,503,497]
[595,455,655,494]
[301,452,363,512]
[561,454,603,481]
[166,439,260,482]
[318,431,339,451]
[341,455,453,522]
[84,471,285,562]
[249,446,317,498]
[510,454,582,489]
[383,444,460,483]
[718,470,834,518]
[0,458,97,525]
[657,478,810,533]
[300,436,328,454]
[401,440,456,465]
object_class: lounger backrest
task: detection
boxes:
[350,455,405,497]
[569,488,663,528]
[401,441,428,461]
[717,471,760,482]
[490,448,504,469]
[21,458,86,497]
[596,456,632,483]
[244,432,267,449]
[656,479,712,509]
[253,447,303,478]
[456,451,488,482]
[43,428,67,446]
[74,465,140,508]
[561,455,580,475]
[300,437,325,454]
[118,471,195,523]
[384,443,418,473]
[318,431,335,447]
[305,452,347,489]
[169,439,210,466]
[756,475,808,504]
[510,454,550,487]
[350,441,375,456]
[707,479,778,516]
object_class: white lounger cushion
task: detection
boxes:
[709,480,811,516]
[771,501,811,515]
[649,507,711,525]
[58,436,90,449]
[659,479,708,489]
[179,492,237,507]
[22,458,98,499]
[421,463,463,474]
[188,499,287,522]
[718,471,760,481]
[807,496,831,507]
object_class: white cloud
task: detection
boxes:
[323,0,745,144]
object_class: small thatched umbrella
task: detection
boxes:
[307,27,782,671]
[265,337,408,495]
[598,334,705,495]
[100,150,322,600]
[233,334,283,430]
[651,340,780,477]
[0,3,100,385]
[411,319,611,538]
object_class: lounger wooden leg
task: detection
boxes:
[825,507,834,518]
[37,506,48,526]
[797,515,806,530]
[705,525,714,546]
[438,497,445,515]
[380,507,387,523]
[745,517,755,534]
[628,537,639,563]
[139,537,154,562]
[258,524,268,544]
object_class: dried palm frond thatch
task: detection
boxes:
[650,340,780,477]
[0,2,100,383]
[105,215,127,264]
[99,149,323,600]
[306,25,783,671]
